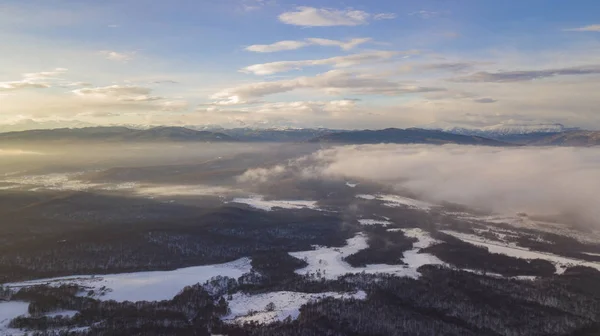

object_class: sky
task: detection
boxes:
[1,0,600,130]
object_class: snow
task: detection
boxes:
[5,258,252,302]
[224,291,366,325]
[230,196,318,211]
[44,310,79,318]
[357,194,434,210]
[357,194,376,200]
[346,182,358,188]
[0,301,29,336]
[582,252,600,257]
[442,230,600,274]
[358,219,392,227]
[290,229,443,280]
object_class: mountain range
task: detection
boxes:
[1,125,599,146]
[0,126,236,143]
[309,128,512,146]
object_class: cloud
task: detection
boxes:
[212,69,445,101]
[242,51,399,75]
[72,85,162,101]
[252,99,360,115]
[62,82,92,87]
[101,50,135,62]
[246,38,372,53]
[278,7,395,27]
[0,82,50,91]
[472,97,498,104]
[452,64,600,83]
[22,68,68,81]
[240,144,600,227]
[419,62,476,72]
[160,100,189,111]
[306,37,372,51]
[565,24,600,32]
[410,10,440,19]
[241,0,275,12]
[373,13,397,20]
[246,40,309,53]
[0,68,67,91]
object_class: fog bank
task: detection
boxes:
[239,144,600,227]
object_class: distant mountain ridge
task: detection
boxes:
[2,126,598,146]
[308,128,513,146]
[0,126,237,142]
[529,130,600,146]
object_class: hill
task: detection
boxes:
[530,131,600,146]
[308,128,512,146]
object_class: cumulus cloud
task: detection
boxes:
[240,144,600,227]
[452,64,600,82]
[241,51,398,75]
[246,38,372,53]
[565,24,600,32]
[278,7,395,27]
[101,50,135,62]
[72,85,162,101]
[212,69,445,101]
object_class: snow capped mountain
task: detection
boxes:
[425,123,579,137]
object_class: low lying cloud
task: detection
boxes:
[278,7,395,27]
[239,144,600,227]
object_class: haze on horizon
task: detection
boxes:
[1,0,600,131]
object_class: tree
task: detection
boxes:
[265,302,276,312]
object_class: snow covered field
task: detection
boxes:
[442,230,600,274]
[357,194,434,210]
[290,228,443,280]
[224,291,367,325]
[230,196,318,211]
[5,258,252,302]
[0,301,29,336]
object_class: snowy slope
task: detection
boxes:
[5,258,252,302]
[224,291,366,325]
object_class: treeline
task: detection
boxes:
[0,199,356,283]
[6,263,600,336]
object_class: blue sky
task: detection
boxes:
[1,0,599,130]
